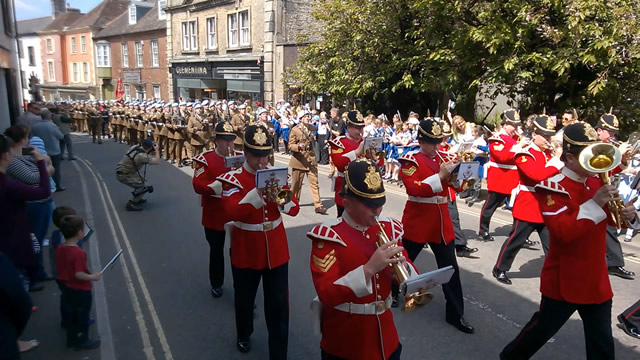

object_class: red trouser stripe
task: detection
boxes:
[625,303,640,319]
[496,220,520,268]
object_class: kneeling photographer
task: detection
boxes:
[116,138,159,211]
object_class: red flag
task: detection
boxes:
[115,79,124,100]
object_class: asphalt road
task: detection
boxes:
[20,133,640,360]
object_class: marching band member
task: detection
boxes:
[618,299,640,340]
[397,118,474,334]
[191,122,238,298]
[595,111,636,280]
[478,109,522,241]
[500,122,638,359]
[329,111,366,217]
[216,125,299,359]
[492,115,563,285]
[307,158,415,360]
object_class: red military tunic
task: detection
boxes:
[308,215,417,360]
[217,164,300,270]
[192,150,231,230]
[534,167,613,304]
[511,144,564,223]
[437,145,462,201]
[329,135,363,207]
[486,129,520,194]
[399,151,455,244]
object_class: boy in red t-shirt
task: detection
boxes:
[55,215,102,350]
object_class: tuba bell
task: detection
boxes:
[578,143,626,229]
[375,220,433,312]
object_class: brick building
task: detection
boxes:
[94,0,168,100]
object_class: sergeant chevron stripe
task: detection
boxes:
[313,250,337,272]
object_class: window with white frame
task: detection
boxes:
[122,43,129,67]
[228,13,237,48]
[124,84,130,100]
[153,85,160,99]
[181,21,197,51]
[97,44,110,67]
[27,46,35,66]
[151,40,159,67]
[129,5,136,25]
[206,17,217,49]
[47,60,55,81]
[135,41,143,67]
[81,36,86,53]
[83,62,89,83]
[158,0,167,20]
[46,38,53,53]
[239,11,249,46]
[72,62,79,82]
[71,36,76,53]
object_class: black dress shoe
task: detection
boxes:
[479,232,494,241]
[523,239,539,248]
[618,314,640,339]
[56,187,67,192]
[391,295,399,308]
[126,201,143,211]
[456,245,479,258]
[492,268,512,285]
[237,339,251,353]
[211,287,223,298]
[608,266,635,280]
[75,338,101,350]
[446,317,475,334]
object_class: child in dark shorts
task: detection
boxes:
[55,215,101,350]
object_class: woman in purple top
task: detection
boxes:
[0,133,51,286]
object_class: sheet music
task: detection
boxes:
[401,266,454,296]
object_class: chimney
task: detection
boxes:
[51,0,67,19]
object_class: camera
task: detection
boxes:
[132,185,154,197]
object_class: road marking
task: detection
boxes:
[71,160,116,360]
[79,158,174,360]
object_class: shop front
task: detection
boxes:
[171,60,263,104]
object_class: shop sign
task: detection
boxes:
[174,63,212,78]
[123,71,141,83]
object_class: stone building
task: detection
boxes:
[94,0,169,100]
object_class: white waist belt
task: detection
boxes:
[234,216,282,232]
[487,161,517,170]
[408,195,448,204]
[334,296,391,315]
[337,172,344,178]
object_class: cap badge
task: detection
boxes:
[223,123,233,132]
[585,124,598,141]
[432,122,442,136]
[364,165,383,191]
[254,128,267,145]
[545,118,554,131]
[613,117,619,128]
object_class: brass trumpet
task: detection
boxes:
[578,143,626,229]
[375,220,433,312]
[263,176,292,206]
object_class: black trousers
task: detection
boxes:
[336,205,344,218]
[495,219,549,272]
[501,296,614,360]
[448,200,468,246]
[317,134,329,164]
[479,191,509,234]
[403,238,464,321]
[321,343,402,360]
[605,225,625,267]
[61,286,92,347]
[620,299,640,328]
[50,153,63,189]
[232,263,289,360]
[204,227,225,289]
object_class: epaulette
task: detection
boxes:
[488,135,505,143]
[307,219,346,246]
[328,136,346,149]
[378,216,404,242]
[216,169,243,189]
[398,151,419,166]
[192,151,212,166]
[535,174,569,197]
[514,145,536,160]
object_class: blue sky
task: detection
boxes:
[15,0,103,20]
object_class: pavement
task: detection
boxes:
[19,133,640,360]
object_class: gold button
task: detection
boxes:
[376,283,380,290]
[365,234,370,239]
[377,295,382,300]
[375,273,379,279]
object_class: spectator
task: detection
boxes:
[52,106,75,160]
[0,252,35,360]
[17,103,42,127]
[316,112,329,165]
[327,108,346,177]
[4,125,55,288]
[30,109,65,192]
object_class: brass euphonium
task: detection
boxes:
[375,220,433,312]
[365,144,386,161]
[264,176,293,206]
[578,143,626,229]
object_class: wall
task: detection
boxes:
[41,34,64,84]
[18,35,45,101]
[65,30,95,85]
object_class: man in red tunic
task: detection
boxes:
[478,109,522,241]
[500,123,639,359]
[398,118,474,334]
[329,111,365,217]
[191,122,237,298]
[217,125,300,358]
[492,115,563,285]
[308,158,417,360]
